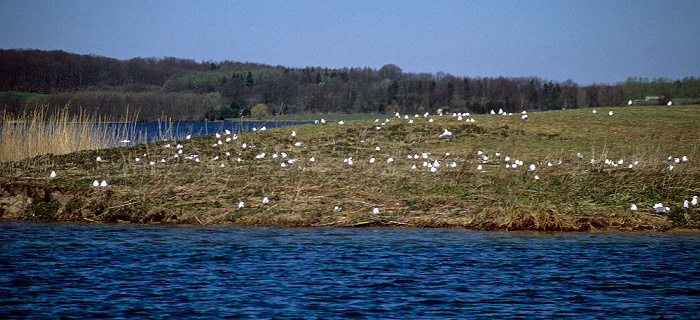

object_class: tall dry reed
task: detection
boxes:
[0,105,135,162]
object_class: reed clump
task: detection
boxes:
[0,105,135,162]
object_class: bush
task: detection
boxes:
[251,103,269,119]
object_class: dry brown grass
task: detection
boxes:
[0,105,137,162]
[1,105,699,231]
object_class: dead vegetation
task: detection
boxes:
[1,105,699,231]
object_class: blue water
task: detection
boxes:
[111,120,314,144]
[1,222,699,319]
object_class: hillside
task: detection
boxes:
[2,49,699,121]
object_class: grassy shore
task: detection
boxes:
[1,105,699,231]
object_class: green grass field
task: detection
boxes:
[1,105,699,231]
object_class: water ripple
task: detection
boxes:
[1,222,699,319]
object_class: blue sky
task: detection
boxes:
[1,0,698,85]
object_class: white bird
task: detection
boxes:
[185,134,191,140]
[630,204,638,211]
[430,167,438,173]
[375,146,381,151]
[628,100,633,106]
[294,142,305,147]
[428,118,434,123]
[369,157,375,164]
[237,201,245,209]
[50,171,57,178]
[225,130,231,135]
[528,164,536,172]
[96,156,102,162]
[220,163,225,167]
[255,152,266,159]
[534,175,540,180]
[490,110,496,115]
[653,203,669,213]
[280,162,287,168]
[291,131,296,137]
[242,143,247,149]
[521,114,528,120]
[309,157,316,163]
[608,111,613,116]
[216,133,221,139]
[92,180,99,187]
[439,129,453,137]
[149,161,155,166]
[477,165,483,171]
[592,109,597,114]
[262,197,270,204]
[683,200,689,208]
[387,157,394,164]
[372,207,380,214]
[288,159,299,164]
[411,165,417,170]
[320,118,326,124]
[447,162,457,168]
[691,196,698,206]
[334,206,342,212]
[100,180,108,187]
[338,120,344,125]
[682,156,688,162]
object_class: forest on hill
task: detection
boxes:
[1,49,699,121]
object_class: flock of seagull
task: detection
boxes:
[46,107,697,216]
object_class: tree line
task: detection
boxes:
[1,49,699,121]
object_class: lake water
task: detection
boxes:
[115,120,314,144]
[1,221,699,319]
